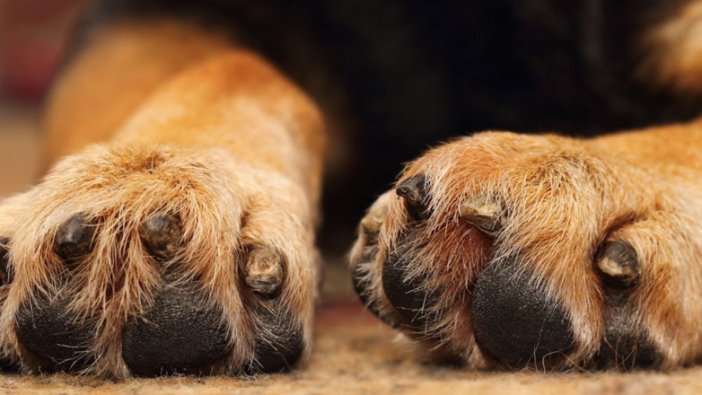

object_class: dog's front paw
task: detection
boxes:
[351,131,701,370]
[0,143,317,377]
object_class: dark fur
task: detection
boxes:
[75,0,700,252]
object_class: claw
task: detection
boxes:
[55,214,95,262]
[396,174,431,220]
[459,196,502,235]
[595,241,640,289]
[140,213,182,260]
[243,247,285,298]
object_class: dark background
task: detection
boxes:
[1,0,699,255]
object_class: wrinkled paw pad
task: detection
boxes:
[471,257,574,368]
[352,170,662,371]
[353,175,450,338]
[121,273,230,376]
[7,210,304,376]
[592,241,659,370]
[0,237,17,371]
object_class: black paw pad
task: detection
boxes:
[592,240,660,370]
[352,260,401,327]
[251,305,304,373]
[15,294,95,372]
[471,256,574,368]
[55,214,95,263]
[122,278,230,376]
[396,174,431,220]
[382,233,439,333]
[593,306,660,370]
[140,213,182,260]
[0,237,12,285]
[0,355,18,373]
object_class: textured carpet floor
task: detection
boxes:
[1,301,702,395]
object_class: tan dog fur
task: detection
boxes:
[0,19,324,376]
[2,1,702,377]
[351,125,702,369]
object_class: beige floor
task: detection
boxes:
[1,302,702,395]
[1,103,702,394]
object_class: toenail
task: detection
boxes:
[595,241,640,289]
[0,237,11,285]
[140,213,181,260]
[55,214,95,262]
[396,174,431,220]
[459,196,503,235]
[471,256,574,368]
[243,247,285,298]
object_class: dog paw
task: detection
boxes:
[0,143,317,377]
[351,131,702,370]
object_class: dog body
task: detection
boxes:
[1,0,702,376]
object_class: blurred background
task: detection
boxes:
[2,0,697,268]
[0,0,89,197]
[0,0,354,299]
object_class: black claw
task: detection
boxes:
[396,174,431,220]
[0,237,11,285]
[55,214,95,263]
[595,241,640,289]
[140,213,181,260]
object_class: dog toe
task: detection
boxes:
[352,132,699,370]
[140,212,182,261]
[0,145,317,377]
[55,214,95,263]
